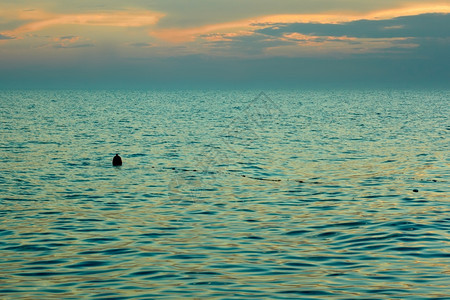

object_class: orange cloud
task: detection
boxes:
[366,4,450,19]
[201,31,254,42]
[150,13,358,43]
[282,32,358,44]
[265,37,417,57]
[151,3,450,43]
[2,9,165,38]
[53,36,80,43]
[151,20,252,43]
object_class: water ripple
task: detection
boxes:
[1,90,449,299]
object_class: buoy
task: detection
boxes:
[112,154,122,166]
[413,189,419,193]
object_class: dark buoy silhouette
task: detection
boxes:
[112,154,122,166]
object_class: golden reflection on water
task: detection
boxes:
[1,90,448,298]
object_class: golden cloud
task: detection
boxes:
[264,37,418,57]
[2,9,165,38]
[151,4,450,43]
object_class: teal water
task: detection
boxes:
[0,90,449,299]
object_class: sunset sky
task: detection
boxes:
[1,0,449,88]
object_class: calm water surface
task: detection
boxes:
[0,90,449,299]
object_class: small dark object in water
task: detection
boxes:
[112,154,122,166]
[413,189,419,193]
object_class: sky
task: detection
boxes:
[0,0,449,89]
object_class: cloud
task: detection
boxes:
[0,2,448,90]
[2,9,165,37]
[250,13,449,57]
[258,13,450,39]
[44,35,96,49]
[128,42,153,48]
[149,11,449,59]
[0,34,15,40]
[53,35,79,43]
[150,4,450,43]
[383,25,405,30]
[54,43,95,49]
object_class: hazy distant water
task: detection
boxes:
[0,89,449,299]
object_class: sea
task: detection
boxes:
[0,89,449,299]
